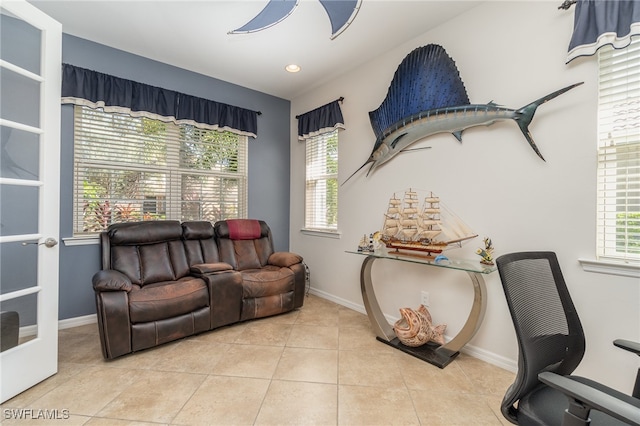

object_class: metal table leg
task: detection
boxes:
[440,271,487,353]
[359,254,488,368]
[360,255,396,341]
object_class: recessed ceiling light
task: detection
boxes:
[285,64,301,73]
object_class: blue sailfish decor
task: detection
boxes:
[343,44,583,184]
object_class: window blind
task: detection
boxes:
[597,39,640,261]
[305,129,338,230]
[73,106,247,235]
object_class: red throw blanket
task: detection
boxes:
[227,219,262,240]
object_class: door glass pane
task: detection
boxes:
[0,241,37,295]
[0,184,39,236]
[0,0,59,403]
[0,3,44,355]
[0,125,40,180]
[0,10,41,75]
[0,293,38,351]
[0,68,40,128]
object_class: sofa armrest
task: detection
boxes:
[268,252,303,268]
[200,270,244,328]
[190,262,234,275]
[95,290,131,359]
[92,270,133,292]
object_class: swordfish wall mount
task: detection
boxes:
[342,44,583,185]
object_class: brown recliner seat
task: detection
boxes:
[214,219,306,321]
[93,219,305,360]
[93,220,239,359]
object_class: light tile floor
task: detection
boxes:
[1,295,515,425]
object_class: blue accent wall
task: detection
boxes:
[59,35,291,320]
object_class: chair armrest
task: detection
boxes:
[268,252,303,268]
[538,372,640,426]
[92,270,132,292]
[614,339,640,356]
[190,262,234,275]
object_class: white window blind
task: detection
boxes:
[597,39,640,262]
[73,106,247,235]
[305,129,338,231]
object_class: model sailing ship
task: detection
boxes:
[380,189,477,257]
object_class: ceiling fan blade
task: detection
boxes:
[229,0,299,34]
[319,0,361,39]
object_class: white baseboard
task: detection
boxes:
[460,342,517,373]
[308,287,517,373]
[17,314,98,338]
[17,324,37,339]
[58,314,97,330]
[308,287,367,315]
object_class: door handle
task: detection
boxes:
[21,238,58,248]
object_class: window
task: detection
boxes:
[596,39,640,262]
[305,129,338,231]
[73,105,247,235]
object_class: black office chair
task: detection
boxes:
[496,251,640,426]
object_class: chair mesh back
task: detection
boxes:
[496,252,585,422]
[500,257,568,339]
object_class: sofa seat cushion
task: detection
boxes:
[128,277,209,323]
[240,266,294,298]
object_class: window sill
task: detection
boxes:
[578,258,640,278]
[300,228,341,239]
[63,236,99,246]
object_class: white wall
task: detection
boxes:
[289,1,640,393]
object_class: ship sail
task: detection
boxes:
[396,190,420,240]
[382,196,402,238]
[416,192,442,242]
[382,215,399,237]
[437,203,478,245]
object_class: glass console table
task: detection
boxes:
[346,250,497,368]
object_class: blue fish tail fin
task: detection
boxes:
[515,103,545,161]
[515,82,583,161]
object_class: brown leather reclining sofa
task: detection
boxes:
[92,219,306,360]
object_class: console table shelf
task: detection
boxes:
[347,250,497,368]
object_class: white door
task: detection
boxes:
[0,0,61,403]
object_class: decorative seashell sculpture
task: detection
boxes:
[393,304,446,347]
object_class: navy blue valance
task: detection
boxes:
[567,0,640,63]
[296,98,345,140]
[61,64,258,138]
